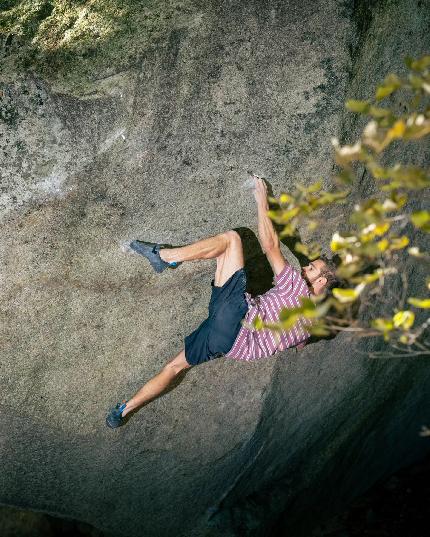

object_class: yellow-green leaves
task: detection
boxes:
[410,210,430,232]
[279,193,293,204]
[408,246,427,258]
[393,311,415,330]
[375,74,402,101]
[250,295,333,335]
[332,283,365,303]
[378,165,430,190]
[404,114,430,140]
[360,222,390,241]
[261,54,430,351]
[294,241,321,260]
[308,321,331,337]
[297,180,323,193]
[407,298,430,309]
[371,318,394,341]
[350,267,397,285]
[267,207,299,224]
[390,236,410,250]
[330,232,359,252]
[371,310,415,341]
[372,318,394,331]
[252,316,264,330]
[345,99,371,113]
[331,138,365,167]
[404,55,430,72]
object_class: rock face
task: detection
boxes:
[0,1,429,536]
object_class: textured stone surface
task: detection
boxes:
[0,1,429,536]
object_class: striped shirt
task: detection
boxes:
[224,263,312,361]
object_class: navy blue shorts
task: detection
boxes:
[184,268,248,366]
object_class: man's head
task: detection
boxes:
[301,256,340,295]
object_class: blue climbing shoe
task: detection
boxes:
[106,400,128,429]
[129,240,181,273]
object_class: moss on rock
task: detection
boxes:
[0,0,197,94]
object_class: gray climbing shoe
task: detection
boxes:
[129,240,180,273]
[106,400,127,429]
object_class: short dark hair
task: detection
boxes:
[318,255,343,291]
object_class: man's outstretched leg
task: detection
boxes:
[158,232,230,263]
[128,230,243,276]
[106,350,191,428]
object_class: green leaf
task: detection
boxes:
[308,323,331,337]
[375,74,402,101]
[294,242,309,256]
[332,288,359,303]
[275,207,300,223]
[377,239,389,252]
[371,318,394,331]
[408,74,425,90]
[390,236,410,250]
[360,221,390,241]
[317,190,349,205]
[253,316,264,330]
[279,223,297,238]
[404,56,414,69]
[410,210,430,231]
[307,220,318,231]
[279,307,295,322]
[330,232,359,252]
[408,247,426,258]
[351,272,379,285]
[399,334,410,344]
[407,297,430,309]
[279,193,293,204]
[406,55,430,71]
[336,262,363,279]
[387,119,406,139]
[336,170,355,184]
[295,241,320,260]
[281,315,301,330]
[368,105,393,119]
[307,181,323,193]
[368,163,390,179]
[393,310,415,330]
[346,99,370,113]
[299,297,316,309]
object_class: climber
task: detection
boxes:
[106,176,340,428]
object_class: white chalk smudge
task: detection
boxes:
[99,128,127,154]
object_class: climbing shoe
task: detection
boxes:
[106,400,128,429]
[129,240,181,273]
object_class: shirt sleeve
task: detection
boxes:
[273,263,307,298]
[273,263,293,285]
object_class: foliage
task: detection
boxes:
[0,0,193,94]
[254,55,430,358]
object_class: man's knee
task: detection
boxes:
[163,351,192,375]
[224,230,242,248]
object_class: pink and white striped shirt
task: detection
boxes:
[225,263,312,361]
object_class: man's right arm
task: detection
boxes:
[254,177,289,277]
[266,246,287,278]
[257,200,279,252]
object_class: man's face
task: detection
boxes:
[301,259,327,291]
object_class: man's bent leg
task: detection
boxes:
[121,349,191,417]
[213,230,245,287]
[159,230,234,264]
